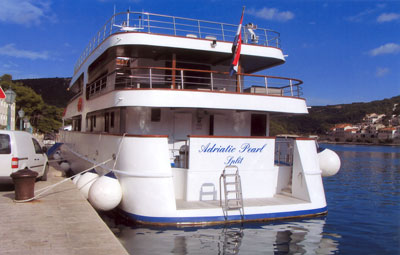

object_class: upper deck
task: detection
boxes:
[71,11,285,86]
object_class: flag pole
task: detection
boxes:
[231,6,246,93]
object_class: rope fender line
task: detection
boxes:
[14,133,128,203]
[14,158,114,203]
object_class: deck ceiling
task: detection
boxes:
[90,45,285,74]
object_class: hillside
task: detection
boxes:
[14,77,73,108]
[270,95,400,135]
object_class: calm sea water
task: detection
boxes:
[102,144,400,254]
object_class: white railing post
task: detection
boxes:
[181,70,184,89]
[173,17,176,36]
[198,20,201,38]
[290,79,293,96]
[147,13,151,32]
[264,77,268,94]
[149,68,153,88]
[221,24,225,41]
[297,84,300,97]
[110,18,113,35]
[210,73,214,91]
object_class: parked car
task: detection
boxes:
[43,133,56,146]
[0,130,49,183]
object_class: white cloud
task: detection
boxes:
[368,43,400,56]
[0,44,49,60]
[377,13,400,23]
[346,4,385,23]
[346,8,375,22]
[247,7,294,22]
[0,0,53,26]
[375,67,389,77]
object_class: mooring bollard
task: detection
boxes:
[10,168,38,201]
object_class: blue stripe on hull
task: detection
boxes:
[119,207,328,224]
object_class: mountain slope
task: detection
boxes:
[14,77,73,108]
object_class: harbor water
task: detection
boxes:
[102,144,400,254]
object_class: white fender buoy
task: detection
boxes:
[72,174,81,185]
[60,161,70,172]
[88,176,122,211]
[76,172,99,199]
[318,148,341,177]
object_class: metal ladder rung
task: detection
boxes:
[225,205,242,211]
[223,173,238,177]
[227,198,242,202]
[225,182,238,185]
[226,190,240,193]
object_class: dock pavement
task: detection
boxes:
[0,165,128,255]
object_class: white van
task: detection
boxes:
[0,130,49,183]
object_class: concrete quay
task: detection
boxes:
[0,166,128,255]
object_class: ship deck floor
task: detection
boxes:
[176,193,308,210]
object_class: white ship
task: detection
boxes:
[59,10,340,225]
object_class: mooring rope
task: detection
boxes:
[15,133,129,203]
[14,158,114,203]
[112,133,126,173]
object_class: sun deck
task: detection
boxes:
[74,11,282,75]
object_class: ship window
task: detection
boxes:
[110,112,115,128]
[72,116,82,131]
[89,115,96,132]
[104,112,109,132]
[151,108,161,122]
[251,114,266,136]
[209,115,214,135]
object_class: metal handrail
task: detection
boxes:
[73,11,281,75]
[87,66,303,99]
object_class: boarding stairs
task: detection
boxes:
[219,166,244,221]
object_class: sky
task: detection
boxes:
[0,0,399,106]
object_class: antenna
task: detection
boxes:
[112,5,116,27]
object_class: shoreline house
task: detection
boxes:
[377,127,397,140]
[363,113,386,125]
[328,109,399,142]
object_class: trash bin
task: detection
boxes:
[10,168,38,201]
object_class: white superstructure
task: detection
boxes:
[60,11,339,225]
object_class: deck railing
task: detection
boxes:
[86,67,303,99]
[74,11,281,75]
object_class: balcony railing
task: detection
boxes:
[86,67,303,99]
[74,11,281,75]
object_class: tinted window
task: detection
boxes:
[251,114,267,136]
[32,138,43,154]
[0,134,11,154]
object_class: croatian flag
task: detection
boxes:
[230,7,245,76]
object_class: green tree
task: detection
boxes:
[0,74,63,133]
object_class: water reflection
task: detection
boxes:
[100,145,399,254]
[104,216,340,254]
